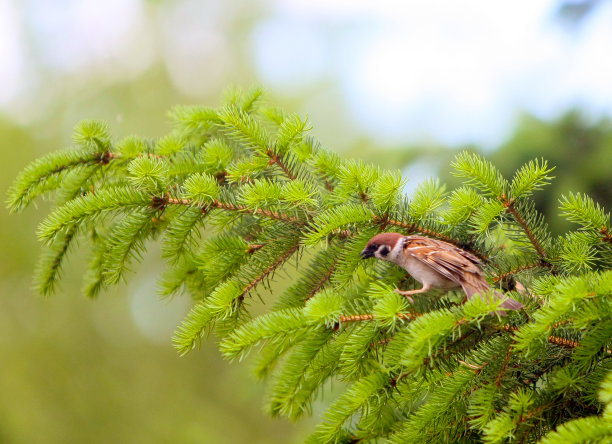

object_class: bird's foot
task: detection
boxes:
[393,288,415,303]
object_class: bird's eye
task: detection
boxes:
[379,246,390,256]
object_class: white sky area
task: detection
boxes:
[255,0,612,147]
[1,0,612,149]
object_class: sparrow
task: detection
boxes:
[360,232,523,314]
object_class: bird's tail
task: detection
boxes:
[497,293,524,310]
[461,281,523,314]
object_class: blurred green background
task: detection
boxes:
[1,1,611,443]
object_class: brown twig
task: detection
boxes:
[334,312,591,352]
[495,346,513,387]
[165,197,304,224]
[600,227,612,246]
[331,229,353,239]
[246,244,264,254]
[266,149,296,180]
[497,324,601,351]
[499,194,549,262]
[339,314,374,323]
[304,264,336,303]
[546,335,580,348]
[334,312,418,331]
[493,262,543,283]
[211,200,304,223]
[240,243,299,298]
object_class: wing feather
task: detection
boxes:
[401,235,523,313]
[404,236,485,287]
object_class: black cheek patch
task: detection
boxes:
[379,246,390,257]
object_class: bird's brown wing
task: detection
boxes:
[403,236,487,290]
[403,236,523,312]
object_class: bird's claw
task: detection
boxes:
[393,288,414,303]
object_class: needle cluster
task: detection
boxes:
[8,88,612,443]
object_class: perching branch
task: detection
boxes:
[9,91,612,444]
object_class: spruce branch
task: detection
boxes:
[37,185,152,242]
[240,243,299,298]
[560,192,612,247]
[266,149,296,180]
[9,90,612,443]
[451,151,507,197]
[337,312,417,325]
[102,210,157,285]
[509,158,555,199]
[34,224,79,295]
[266,329,332,419]
[303,263,336,303]
[336,313,587,352]
[493,261,543,283]
[600,227,612,245]
[165,197,304,224]
[7,148,116,213]
[500,193,551,264]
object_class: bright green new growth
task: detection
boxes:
[7,87,612,443]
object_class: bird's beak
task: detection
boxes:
[360,248,373,259]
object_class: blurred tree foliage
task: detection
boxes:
[490,111,612,234]
[0,102,311,443]
[357,111,612,236]
[8,88,612,443]
[4,103,612,442]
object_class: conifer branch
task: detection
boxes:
[247,244,265,254]
[304,263,336,303]
[165,197,304,224]
[500,194,550,262]
[373,215,454,242]
[337,312,417,325]
[8,149,116,212]
[10,93,612,443]
[240,243,299,298]
[213,201,304,224]
[493,262,543,283]
[600,227,612,245]
[342,316,588,353]
[35,224,78,295]
[339,314,374,322]
[266,150,296,180]
[498,325,591,350]
[495,346,513,387]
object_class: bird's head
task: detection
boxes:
[360,232,404,262]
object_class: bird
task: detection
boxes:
[359,232,523,314]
